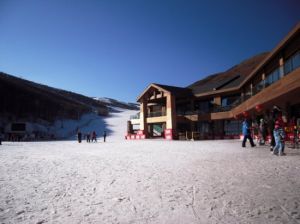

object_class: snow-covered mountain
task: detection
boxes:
[0,72,139,140]
[94,97,139,111]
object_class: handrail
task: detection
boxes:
[147,111,166,117]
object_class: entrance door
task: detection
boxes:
[148,123,166,138]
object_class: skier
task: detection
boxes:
[103,130,107,142]
[77,130,82,143]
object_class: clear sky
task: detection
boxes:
[0,0,299,102]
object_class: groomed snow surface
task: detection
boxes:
[1,109,300,224]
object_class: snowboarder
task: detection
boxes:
[92,131,97,142]
[77,130,82,143]
[103,130,107,142]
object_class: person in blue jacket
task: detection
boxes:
[242,118,256,147]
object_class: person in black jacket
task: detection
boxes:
[77,130,82,143]
[103,130,107,142]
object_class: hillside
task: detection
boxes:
[0,72,137,125]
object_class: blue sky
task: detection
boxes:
[0,0,299,102]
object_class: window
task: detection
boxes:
[284,58,293,74]
[284,51,300,75]
[195,100,213,113]
[292,51,300,69]
[265,68,280,87]
[221,94,240,107]
[224,120,242,136]
[197,121,211,134]
[253,80,264,95]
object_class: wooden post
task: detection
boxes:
[279,57,284,78]
[262,73,266,88]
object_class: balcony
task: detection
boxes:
[130,113,140,120]
[147,111,166,117]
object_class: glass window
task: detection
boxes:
[265,73,272,87]
[265,68,280,86]
[197,121,211,134]
[195,100,212,113]
[221,98,228,107]
[284,51,300,75]
[221,95,240,107]
[224,120,242,135]
[272,68,280,82]
[292,51,300,69]
[284,58,293,74]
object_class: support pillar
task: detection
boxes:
[262,73,266,88]
[279,57,284,78]
[165,93,176,139]
[140,98,148,137]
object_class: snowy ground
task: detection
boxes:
[1,110,300,224]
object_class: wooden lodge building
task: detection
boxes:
[127,22,300,140]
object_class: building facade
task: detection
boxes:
[127,23,300,140]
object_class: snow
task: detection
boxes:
[93,97,112,104]
[1,109,300,224]
[47,107,134,140]
[49,113,106,139]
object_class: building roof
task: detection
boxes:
[190,22,300,97]
[136,83,193,102]
[187,52,269,95]
[152,83,193,97]
[136,53,268,102]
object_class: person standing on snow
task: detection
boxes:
[242,118,256,148]
[259,118,266,145]
[86,133,91,143]
[103,130,107,142]
[77,130,82,143]
[273,113,286,156]
[92,131,97,142]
